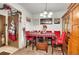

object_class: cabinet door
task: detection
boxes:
[68,5,79,55]
[8,14,19,40]
[0,15,5,45]
[71,5,79,54]
[73,6,79,25]
[13,14,19,40]
[8,14,19,48]
[0,15,5,33]
[72,25,79,37]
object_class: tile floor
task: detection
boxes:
[0,46,19,55]
[12,46,63,55]
[0,46,63,55]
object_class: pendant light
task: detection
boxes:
[40,3,53,18]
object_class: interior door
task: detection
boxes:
[0,15,5,46]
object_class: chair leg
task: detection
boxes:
[46,48,48,53]
[61,45,64,55]
[46,49,47,53]
[52,47,53,54]
[36,44,38,50]
[32,44,34,50]
[36,47,38,50]
[32,39,35,50]
[32,42,35,50]
[26,40,28,48]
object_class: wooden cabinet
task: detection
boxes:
[8,14,19,48]
[0,15,6,46]
[62,3,79,55]
[62,13,70,33]
[62,11,70,54]
[72,6,79,25]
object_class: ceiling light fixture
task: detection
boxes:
[40,3,53,18]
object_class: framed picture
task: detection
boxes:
[40,18,52,24]
[26,17,31,22]
[54,18,60,24]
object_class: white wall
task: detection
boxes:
[0,10,7,16]
[32,11,66,34]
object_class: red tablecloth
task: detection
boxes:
[26,32,53,38]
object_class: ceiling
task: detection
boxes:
[19,3,70,14]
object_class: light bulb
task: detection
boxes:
[49,12,53,15]
[48,14,51,18]
[40,13,43,16]
[43,11,48,15]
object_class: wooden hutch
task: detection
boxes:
[62,3,79,54]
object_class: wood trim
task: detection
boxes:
[68,3,79,11]
[67,3,76,10]
[62,3,79,19]
[62,11,69,19]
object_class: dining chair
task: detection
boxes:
[54,31,60,38]
[46,31,52,45]
[26,31,34,50]
[52,32,66,54]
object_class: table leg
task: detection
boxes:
[26,40,29,48]
[26,40,27,48]
[32,43,34,50]
[32,39,35,50]
[52,47,53,54]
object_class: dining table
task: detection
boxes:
[26,32,53,38]
[25,31,56,50]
